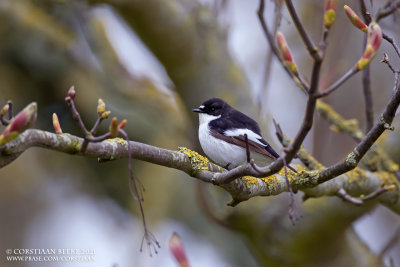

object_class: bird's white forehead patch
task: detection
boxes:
[199,105,205,109]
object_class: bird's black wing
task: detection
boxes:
[209,110,278,158]
[256,137,280,159]
[209,108,261,132]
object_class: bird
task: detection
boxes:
[193,97,285,170]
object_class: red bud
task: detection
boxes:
[118,119,127,129]
[97,98,106,115]
[101,110,111,119]
[324,0,338,28]
[276,31,298,75]
[68,86,76,99]
[344,5,368,32]
[52,113,63,134]
[0,102,37,145]
[169,232,190,267]
[109,117,119,137]
[325,0,337,11]
[357,22,382,70]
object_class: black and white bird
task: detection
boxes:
[193,98,281,169]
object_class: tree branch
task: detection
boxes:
[316,67,359,98]
[316,100,364,141]
[284,0,320,60]
[376,1,400,21]
[358,0,375,132]
[383,33,400,59]
[1,128,399,211]
[257,0,309,93]
[362,65,374,132]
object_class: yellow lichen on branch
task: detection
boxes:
[178,147,209,172]
[105,137,127,146]
[316,100,363,140]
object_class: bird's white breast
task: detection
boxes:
[197,114,273,168]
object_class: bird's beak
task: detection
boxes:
[192,108,203,113]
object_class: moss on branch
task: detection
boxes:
[316,100,364,140]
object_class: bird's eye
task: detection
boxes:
[211,107,215,111]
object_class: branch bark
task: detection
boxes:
[1,129,399,211]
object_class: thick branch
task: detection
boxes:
[1,129,399,211]
[0,129,193,175]
[316,80,400,183]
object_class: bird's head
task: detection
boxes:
[192,98,228,117]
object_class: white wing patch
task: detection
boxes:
[224,129,265,146]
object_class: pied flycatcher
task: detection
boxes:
[193,98,282,169]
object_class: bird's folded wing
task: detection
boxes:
[210,129,278,160]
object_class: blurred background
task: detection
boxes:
[0,0,400,266]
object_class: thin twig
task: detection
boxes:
[120,129,160,256]
[337,188,363,205]
[376,1,400,21]
[257,0,310,94]
[359,1,374,132]
[273,118,284,143]
[260,2,283,102]
[283,58,322,163]
[63,87,159,254]
[284,0,320,60]
[362,185,394,201]
[273,117,301,221]
[243,133,265,174]
[360,0,372,23]
[65,96,90,137]
[362,55,374,132]
[0,117,8,126]
[381,53,400,91]
[0,115,9,126]
[363,67,374,131]
[337,185,394,205]
[87,132,111,143]
[316,67,359,98]
[383,33,400,59]
[7,100,12,120]
[90,116,103,135]
[249,159,264,174]
[281,149,299,225]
